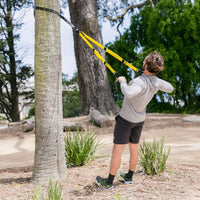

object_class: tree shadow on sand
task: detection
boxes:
[0,166,32,184]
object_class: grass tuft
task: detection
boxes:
[64,128,100,167]
[139,137,170,175]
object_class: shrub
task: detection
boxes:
[28,106,35,118]
[64,129,100,167]
[62,88,81,117]
[62,72,81,117]
[139,137,170,175]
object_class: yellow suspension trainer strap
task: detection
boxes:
[79,31,118,77]
[34,6,141,78]
[80,32,139,73]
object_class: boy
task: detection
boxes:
[96,52,174,190]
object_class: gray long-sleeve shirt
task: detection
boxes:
[119,74,174,123]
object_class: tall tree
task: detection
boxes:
[68,0,119,115]
[0,0,33,122]
[32,0,67,183]
[107,0,200,112]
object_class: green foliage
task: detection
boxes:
[0,115,6,121]
[47,180,62,200]
[62,73,81,117]
[31,180,62,200]
[147,96,176,113]
[28,106,35,118]
[106,0,200,113]
[131,0,200,112]
[31,184,42,200]
[139,137,171,176]
[64,128,100,167]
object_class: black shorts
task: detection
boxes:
[113,115,144,144]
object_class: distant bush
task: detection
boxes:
[28,106,35,118]
[0,115,6,121]
[147,99,176,114]
[62,88,81,117]
[62,73,81,117]
[139,137,170,175]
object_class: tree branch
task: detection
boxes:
[104,1,147,22]
[104,0,154,36]
[148,0,154,8]
[0,63,9,74]
[116,19,123,37]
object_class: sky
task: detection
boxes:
[16,6,130,79]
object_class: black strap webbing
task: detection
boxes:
[34,6,77,30]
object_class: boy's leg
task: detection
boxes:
[118,143,138,184]
[96,115,131,189]
[128,121,144,171]
[96,143,125,190]
[129,143,139,171]
[109,144,126,175]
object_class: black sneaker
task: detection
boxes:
[96,176,114,190]
[118,171,133,184]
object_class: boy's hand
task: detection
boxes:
[117,76,126,83]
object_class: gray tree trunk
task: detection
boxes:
[68,0,119,115]
[32,0,67,183]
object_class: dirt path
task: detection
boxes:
[0,137,35,170]
[96,126,200,167]
[0,126,200,170]
[0,114,200,200]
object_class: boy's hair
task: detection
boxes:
[143,52,164,74]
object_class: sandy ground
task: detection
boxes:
[97,126,200,167]
[0,113,200,200]
[1,115,200,169]
[0,127,200,170]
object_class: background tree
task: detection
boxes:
[0,0,33,122]
[107,0,200,113]
[68,0,119,115]
[32,0,67,183]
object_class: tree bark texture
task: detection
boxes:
[68,0,119,115]
[32,0,67,183]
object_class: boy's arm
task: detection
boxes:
[159,79,174,93]
[118,76,143,98]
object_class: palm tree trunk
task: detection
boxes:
[32,0,67,183]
